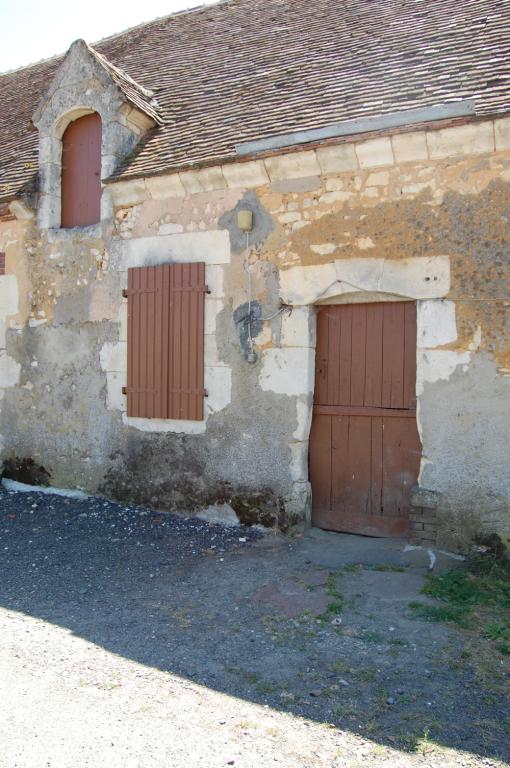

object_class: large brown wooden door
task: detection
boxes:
[309,302,421,537]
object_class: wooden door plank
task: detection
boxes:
[314,309,329,405]
[403,302,417,410]
[364,303,383,407]
[370,416,384,518]
[327,308,340,406]
[382,303,405,408]
[338,306,352,405]
[331,415,371,517]
[382,416,421,518]
[350,304,367,406]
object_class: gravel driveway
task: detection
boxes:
[0,485,508,767]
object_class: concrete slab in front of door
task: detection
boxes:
[299,528,461,574]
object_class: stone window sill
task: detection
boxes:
[47,223,103,241]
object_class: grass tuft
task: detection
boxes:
[409,552,510,656]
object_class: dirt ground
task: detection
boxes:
[0,485,508,767]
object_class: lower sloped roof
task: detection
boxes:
[1,0,509,201]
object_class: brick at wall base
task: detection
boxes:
[409,485,440,546]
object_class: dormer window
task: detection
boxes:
[32,39,161,231]
[61,112,102,228]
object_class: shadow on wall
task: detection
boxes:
[0,487,508,763]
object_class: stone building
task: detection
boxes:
[0,0,509,550]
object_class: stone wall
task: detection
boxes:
[1,116,509,549]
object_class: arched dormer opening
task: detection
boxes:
[32,39,161,231]
[61,112,102,228]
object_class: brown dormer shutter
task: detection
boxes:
[125,263,207,420]
[61,112,102,228]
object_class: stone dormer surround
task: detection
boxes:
[32,39,158,231]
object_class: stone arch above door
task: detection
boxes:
[278,256,451,307]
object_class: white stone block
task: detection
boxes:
[101,154,118,179]
[316,143,358,173]
[123,414,206,434]
[365,171,390,186]
[279,256,451,306]
[105,370,126,411]
[205,265,225,298]
[427,121,494,159]
[117,304,128,342]
[112,230,231,269]
[494,118,510,151]
[392,132,429,163]
[278,212,301,224]
[355,137,394,168]
[280,306,316,348]
[222,160,269,188]
[38,136,62,166]
[264,151,321,181]
[145,173,186,198]
[204,297,224,334]
[204,334,226,366]
[8,200,34,220]
[0,275,19,318]
[293,398,313,441]
[99,341,127,373]
[38,193,61,229]
[417,300,457,348]
[205,365,232,414]
[335,256,451,300]
[259,347,315,396]
[310,243,337,255]
[279,262,337,306]
[0,351,20,388]
[179,166,226,194]
[109,179,148,206]
[289,441,308,482]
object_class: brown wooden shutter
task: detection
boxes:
[61,113,102,228]
[0,252,5,276]
[126,263,207,420]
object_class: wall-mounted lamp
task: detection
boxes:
[237,209,253,232]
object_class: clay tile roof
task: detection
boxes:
[1,0,509,202]
[85,43,163,125]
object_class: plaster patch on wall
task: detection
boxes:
[416,349,471,396]
[417,300,457,347]
[259,347,315,396]
[279,256,450,305]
